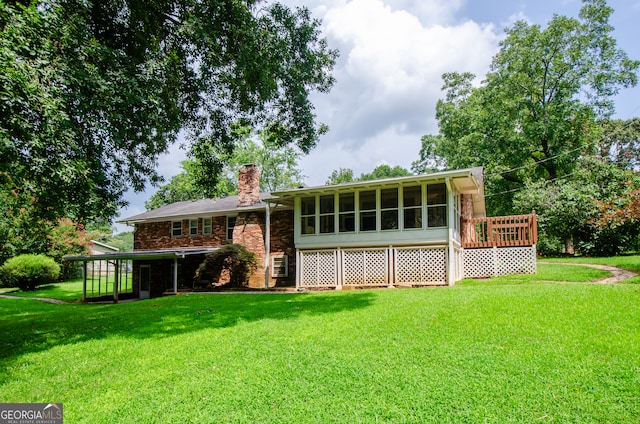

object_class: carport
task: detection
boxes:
[64,248,218,302]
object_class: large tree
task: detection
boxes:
[415,0,638,215]
[0,0,336,223]
[0,0,336,258]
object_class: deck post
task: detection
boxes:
[295,250,301,290]
[335,248,342,290]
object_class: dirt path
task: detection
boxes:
[538,262,638,284]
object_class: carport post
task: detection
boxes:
[113,260,119,303]
[173,256,178,294]
[82,261,87,302]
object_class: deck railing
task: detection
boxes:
[461,212,537,248]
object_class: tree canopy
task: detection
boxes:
[0,0,336,260]
[325,165,411,185]
[415,0,638,216]
[145,130,305,210]
[414,0,640,254]
[0,0,336,224]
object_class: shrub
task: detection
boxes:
[195,244,258,288]
[0,254,61,291]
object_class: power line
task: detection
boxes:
[484,113,640,179]
[485,170,582,198]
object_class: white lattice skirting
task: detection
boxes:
[298,246,448,288]
[463,246,537,278]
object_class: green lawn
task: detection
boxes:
[542,255,640,284]
[1,264,638,423]
[542,254,640,271]
[0,278,85,302]
[458,263,611,286]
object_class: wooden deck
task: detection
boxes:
[462,212,537,248]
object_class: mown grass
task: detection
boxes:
[1,274,638,423]
[542,254,640,272]
[458,263,610,286]
[0,279,84,302]
[0,262,614,303]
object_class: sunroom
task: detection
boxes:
[269,167,525,288]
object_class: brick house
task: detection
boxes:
[111,164,537,299]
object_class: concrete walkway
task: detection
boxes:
[538,262,638,284]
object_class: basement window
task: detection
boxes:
[271,256,288,278]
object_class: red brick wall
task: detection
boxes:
[133,209,296,290]
[134,216,228,250]
[232,211,266,288]
[269,209,295,286]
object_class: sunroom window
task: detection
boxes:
[319,195,335,234]
[380,188,398,230]
[359,190,377,231]
[403,186,422,229]
[339,193,355,232]
[427,183,447,227]
[301,197,316,235]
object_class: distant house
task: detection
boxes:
[89,240,119,255]
[68,164,537,301]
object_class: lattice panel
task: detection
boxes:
[463,248,495,278]
[342,249,388,286]
[463,246,536,278]
[299,250,338,287]
[395,247,447,285]
[497,246,536,275]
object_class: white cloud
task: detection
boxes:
[312,0,500,147]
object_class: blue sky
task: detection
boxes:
[116,0,640,232]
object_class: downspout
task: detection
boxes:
[264,202,271,289]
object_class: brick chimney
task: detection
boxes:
[237,164,260,207]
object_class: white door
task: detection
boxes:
[139,265,150,299]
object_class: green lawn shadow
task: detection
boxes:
[0,291,376,363]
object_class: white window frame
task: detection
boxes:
[189,219,198,236]
[226,216,237,241]
[427,183,448,228]
[172,221,183,237]
[203,217,212,235]
[271,255,289,277]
